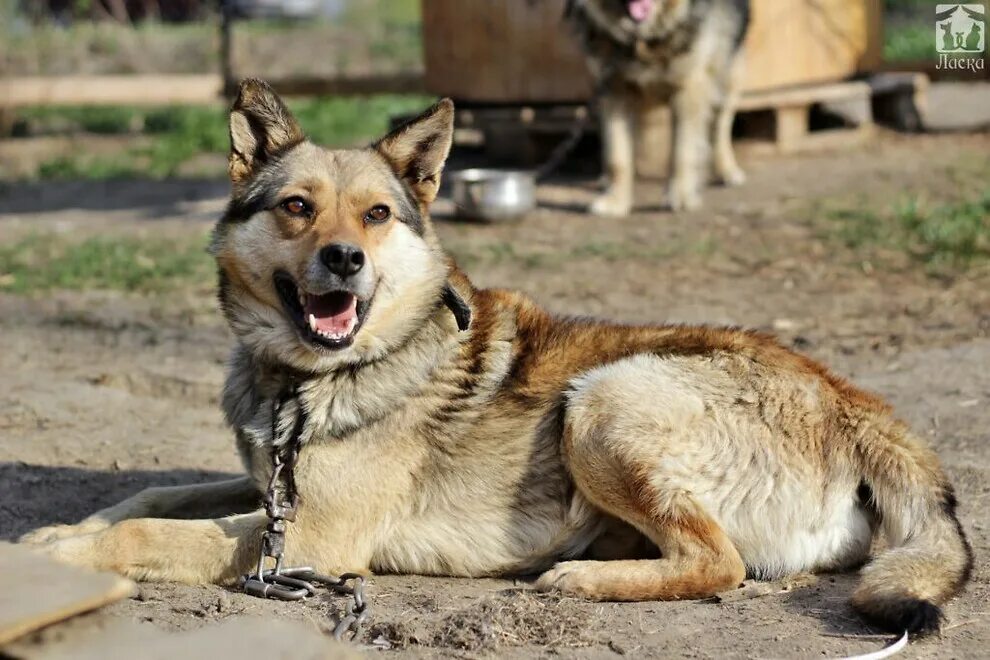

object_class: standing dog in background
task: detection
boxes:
[567,0,749,213]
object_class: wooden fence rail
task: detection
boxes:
[0,72,426,108]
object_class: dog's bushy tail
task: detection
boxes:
[851,420,973,635]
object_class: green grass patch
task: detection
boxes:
[23,95,435,180]
[448,236,717,271]
[825,190,990,271]
[0,233,214,293]
[884,24,936,62]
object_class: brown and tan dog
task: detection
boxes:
[22,81,971,636]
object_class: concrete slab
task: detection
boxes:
[925,81,990,131]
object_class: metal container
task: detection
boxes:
[449,169,536,222]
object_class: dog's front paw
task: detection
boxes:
[589,193,633,217]
[19,519,108,545]
[23,533,104,574]
[718,165,746,187]
[535,560,605,599]
[667,179,702,212]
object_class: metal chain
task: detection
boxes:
[533,62,618,182]
[533,105,593,181]
[242,385,370,642]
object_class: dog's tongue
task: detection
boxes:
[627,0,654,22]
[305,291,357,336]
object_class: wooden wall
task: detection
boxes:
[422,0,883,103]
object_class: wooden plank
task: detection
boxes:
[788,122,874,152]
[775,106,811,152]
[737,81,872,112]
[0,75,223,108]
[0,72,425,108]
[0,542,136,646]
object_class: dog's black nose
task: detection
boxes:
[320,243,365,278]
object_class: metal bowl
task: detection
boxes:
[449,168,536,222]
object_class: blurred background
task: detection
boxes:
[0,0,426,179]
[0,0,983,181]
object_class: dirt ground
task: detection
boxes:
[1,131,989,658]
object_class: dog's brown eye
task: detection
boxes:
[281,197,309,216]
[365,204,391,224]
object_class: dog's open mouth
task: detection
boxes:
[626,0,654,22]
[274,272,370,349]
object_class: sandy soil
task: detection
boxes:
[1,131,989,658]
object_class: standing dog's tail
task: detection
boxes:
[850,419,973,635]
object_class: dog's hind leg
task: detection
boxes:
[712,54,746,187]
[536,504,745,600]
[20,477,260,544]
[537,464,745,600]
[37,511,267,585]
[537,356,746,600]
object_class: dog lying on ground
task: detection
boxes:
[567,0,749,213]
[22,80,971,636]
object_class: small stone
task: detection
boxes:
[216,591,232,613]
[772,318,798,332]
[608,640,627,655]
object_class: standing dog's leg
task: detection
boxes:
[20,477,260,544]
[668,70,715,211]
[590,91,636,217]
[38,511,267,585]
[712,54,746,187]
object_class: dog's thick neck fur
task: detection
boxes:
[222,268,488,450]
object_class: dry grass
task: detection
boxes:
[367,590,593,652]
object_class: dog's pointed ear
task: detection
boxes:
[374,98,454,206]
[228,78,305,183]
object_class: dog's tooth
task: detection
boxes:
[299,291,307,307]
[308,314,318,332]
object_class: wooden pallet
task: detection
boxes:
[735,80,875,154]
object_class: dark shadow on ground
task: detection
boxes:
[0,180,227,217]
[0,462,239,540]
[534,200,590,214]
[779,573,884,637]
